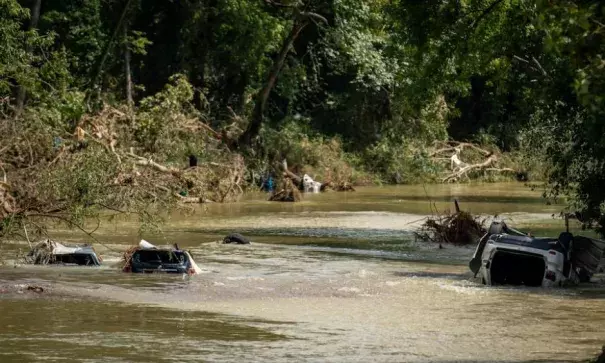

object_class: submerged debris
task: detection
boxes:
[415,200,486,246]
[223,233,250,244]
[269,178,302,202]
[27,286,44,293]
[329,181,355,192]
[25,239,101,266]
[280,159,355,193]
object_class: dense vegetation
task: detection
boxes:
[2,0,605,238]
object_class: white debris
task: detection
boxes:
[303,174,321,193]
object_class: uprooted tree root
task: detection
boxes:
[415,201,486,246]
[269,178,302,202]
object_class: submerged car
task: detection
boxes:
[27,239,101,266]
[122,240,202,274]
[469,221,605,287]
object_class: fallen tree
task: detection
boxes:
[430,141,517,182]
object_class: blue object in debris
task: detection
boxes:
[266,176,274,192]
[260,174,274,192]
[53,136,63,149]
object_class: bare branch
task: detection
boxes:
[300,11,328,25]
[513,55,530,64]
[442,155,515,182]
[126,151,181,175]
[531,56,549,78]
[0,163,6,183]
[23,224,32,249]
[430,141,492,157]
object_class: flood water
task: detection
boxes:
[1,183,604,362]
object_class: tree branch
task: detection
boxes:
[442,155,511,182]
[469,0,506,31]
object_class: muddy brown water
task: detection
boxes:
[0,183,604,362]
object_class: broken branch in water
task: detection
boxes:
[442,155,516,182]
[430,141,517,182]
[415,200,486,246]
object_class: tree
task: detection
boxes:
[238,0,328,147]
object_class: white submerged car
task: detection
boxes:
[469,222,605,287]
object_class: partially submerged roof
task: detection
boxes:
[27,239,101,266]
[122,240,202,274]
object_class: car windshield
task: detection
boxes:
[133,250,183,264]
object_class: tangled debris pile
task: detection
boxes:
[268,159,355,202]
[0,76,246,243]
[269,178,302,202]
[416,200,486,246]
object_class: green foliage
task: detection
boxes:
[26,90,87,129]
[41,0,107,81]
[0,0,63,103]
[260,118,372,184]
[327,0,397,89]
[135,74,198,152]
[362,139,442,184]
[5,0,605,238]
[0,0,30,95]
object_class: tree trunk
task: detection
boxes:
[15,0,42,115]
[89,0,134,105]
[123,24,133,110]
[237,19,309,147]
